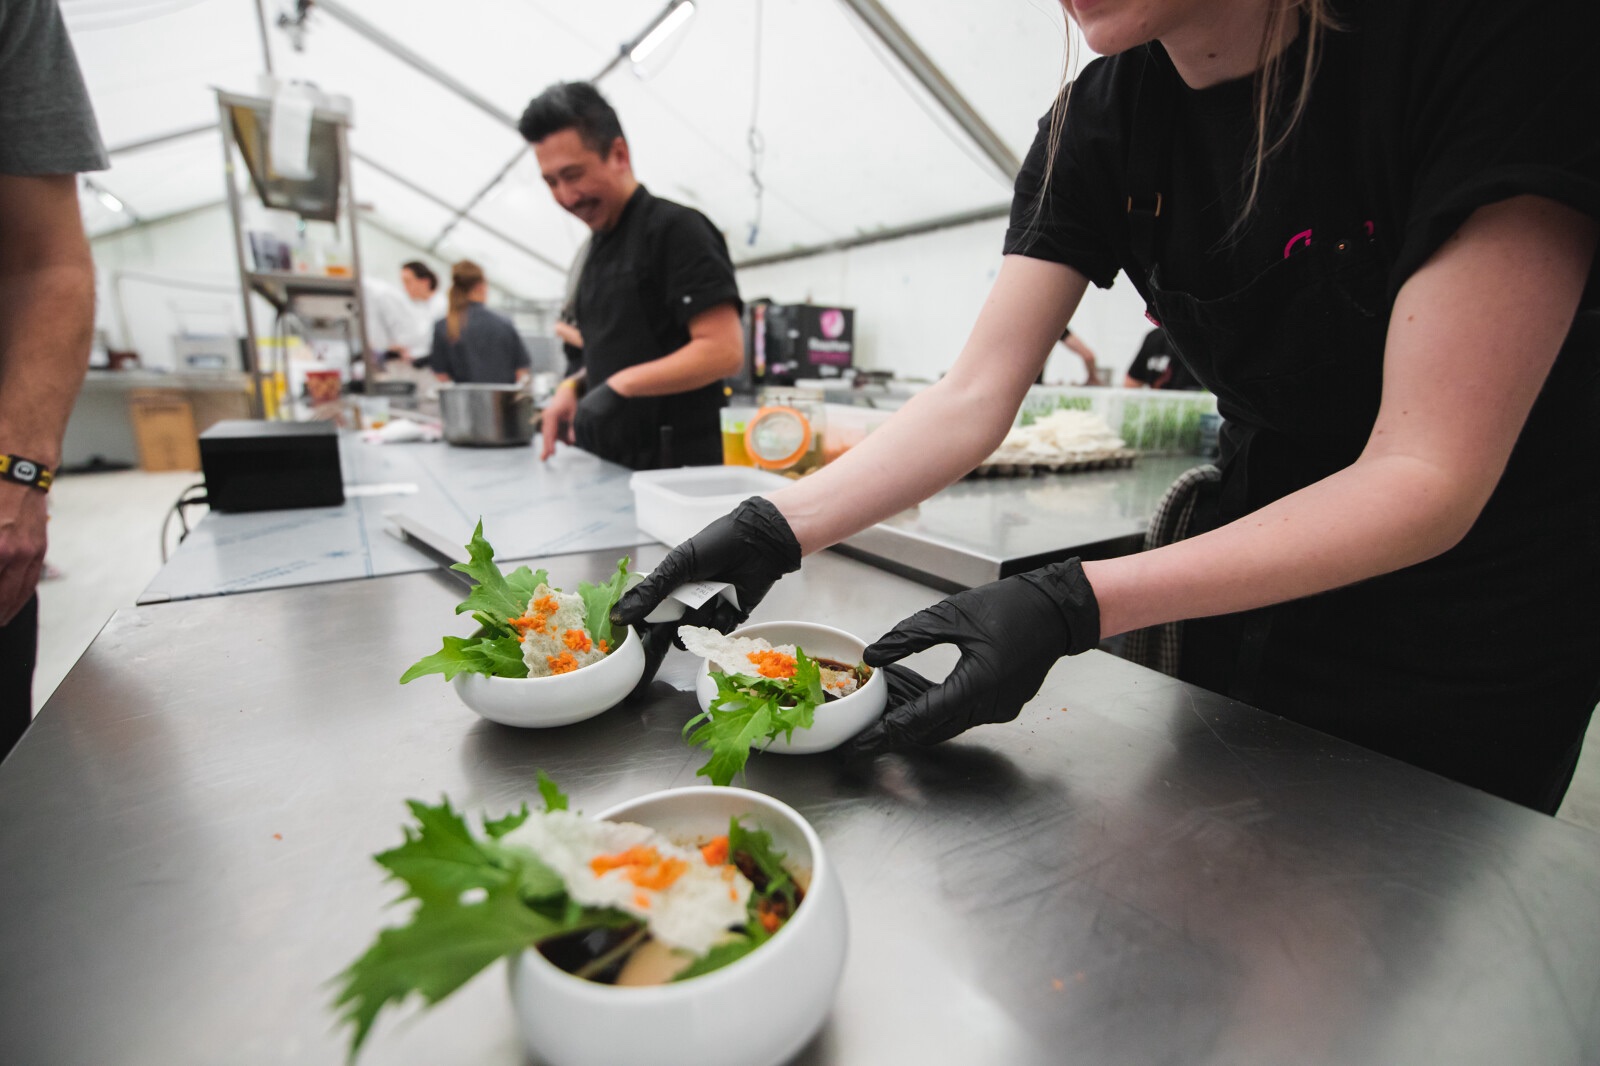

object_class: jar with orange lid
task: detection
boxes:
[743,399,825,477]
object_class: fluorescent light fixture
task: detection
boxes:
[94,186,124,213]
[630,0,695,65]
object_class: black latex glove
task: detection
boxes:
[623,621,678,704]
[573,382,628,460]
[847,558,1100,757]
[612,495,802,639]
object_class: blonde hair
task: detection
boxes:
[1033,1,1339,240]
[446,259,485,343]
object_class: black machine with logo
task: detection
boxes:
[738,301,855,387]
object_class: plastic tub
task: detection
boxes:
[1017,386,1218,456]
[820,404,890,465]
[630,467,792,546]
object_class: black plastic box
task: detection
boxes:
[199,420,344,513]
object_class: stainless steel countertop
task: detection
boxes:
[4,546,1596,1065]
[141,437,648,603]
[146,434,1203,602]
[839,455,1200,588]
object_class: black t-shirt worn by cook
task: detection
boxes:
[1127,328,1200,390]
[1005,0,1600,508]
[1007,0,1600,307]
[576,185,742,469]
[1003,0,1600,813]
[430,304,531,385]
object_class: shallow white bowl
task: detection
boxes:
[451,625,644,727]
[692,621,887,754]
[508,786,848,1066]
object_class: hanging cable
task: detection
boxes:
[745,0,766,246]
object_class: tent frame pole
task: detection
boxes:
[734,203,1010,270]
[313,0,520,131]
[423,0,688,254]
[352,152,565,275]
[835,0,1019,182]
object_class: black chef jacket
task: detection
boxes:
[575,185,742,469]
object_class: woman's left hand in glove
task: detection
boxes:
[846,559,1100,757]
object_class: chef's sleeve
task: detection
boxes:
[660,212,743,329]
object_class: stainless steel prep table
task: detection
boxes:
[838,455,1200,589]
[4,546,1596,1066]
[139,436,648,603]
[144,433,1202,602]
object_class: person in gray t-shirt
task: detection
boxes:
[0,0,108,757]
[429,259,532,385]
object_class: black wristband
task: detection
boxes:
[0,454,52,493]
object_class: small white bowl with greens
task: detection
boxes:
[399,521,643,727]
[682,621,885,785]
[333,775,848,1066]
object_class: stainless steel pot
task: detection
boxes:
[438,383,535,447]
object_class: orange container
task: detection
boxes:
[305,369,342,405]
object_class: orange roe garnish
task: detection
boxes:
[546,652,580,675]
[628,857,688,891]
[757,901,782,934]
[728,887,738,901]
[590,845,688,895]
[700,835,729,866]
[533,595,561,616]
[634,892,651,910]
[747,649,797,679]
[510,612,548,636]
[591,845,660,877]
[563,628,593,653]
[598,638,610,654]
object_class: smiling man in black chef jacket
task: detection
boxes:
[522,82,743,471]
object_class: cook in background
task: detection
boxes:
[428,260,531,386]
[399,260,445,367]
[617,0,1600,815]
[1038,325,1102,385]
[1124,327,1201,390]
[521,81,743,471]
[554,238,589,379]
[360,276,417,363]
[0,0,108,757]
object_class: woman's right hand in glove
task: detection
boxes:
[612,495,803,637]
[846,558,1100,757]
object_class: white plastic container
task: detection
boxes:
[630,467,792,547]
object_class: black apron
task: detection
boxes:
[575,196,723,471]
[1121,41,1600,813]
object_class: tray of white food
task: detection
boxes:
[970,408,1139,477]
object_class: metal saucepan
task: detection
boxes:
[437,383,534,447]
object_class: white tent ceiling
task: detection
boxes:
[66,0,1096,299]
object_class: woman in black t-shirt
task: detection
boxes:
[616,0,1600,813]
[1125,328,1199,390]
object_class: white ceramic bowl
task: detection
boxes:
[693,621,887,753]
[508,786,848,1066]
[451,625,644,727]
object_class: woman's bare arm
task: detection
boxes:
[1086,195,1598,638]
[773,256,1090,553]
